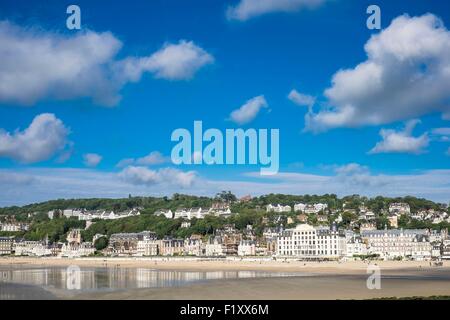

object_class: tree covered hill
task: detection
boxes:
[0,192,448,243]
[1,193,447,219]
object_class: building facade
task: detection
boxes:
[277,224,345,259]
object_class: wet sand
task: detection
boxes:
[1,257,448,274]
[2,257,450,300]
[71,273,450,300]
[0,282,57,300]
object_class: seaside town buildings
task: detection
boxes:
[293,203,328,214]
[155,206,233,220]
[276,224,346,259]
[60,229,95,258]
[266,204,292,213]
[47,208,141,221]
[361,229,432,260]
[2,196,450,261]
[344,231,368,257]
[0,237,13,255]
[1,222,449,260]
[0,222,30,232]
[389,203,411,215]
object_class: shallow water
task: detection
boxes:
[0,265,303,299]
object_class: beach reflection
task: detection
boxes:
[0,266,298,293]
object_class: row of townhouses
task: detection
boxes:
[0,229,96,258]
[2,223,450,261]
[154,206,233,220]
[266,203,329,214]
[276,224,450,261]
[47,208,141,221]
[0,222,30,232]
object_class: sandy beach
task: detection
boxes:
[71,274,450,300]
[0,256,448,274]
[2,257,450,300]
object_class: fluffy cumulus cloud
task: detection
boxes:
[227,0,328,21]
[0,21,213,106]
[288,89,315,108]
[369,120,429,154]
[117,41,214,81]
[116,151,170,167]
[333,163,389,188]
[0,113,70,163]
[229,95,268,125]
[118,166,197,188]
[83,153,103,167]
[306,14,450,132]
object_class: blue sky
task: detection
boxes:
[0,0,450,205]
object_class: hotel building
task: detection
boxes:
[361,229,432,260]
[276,224,346,259]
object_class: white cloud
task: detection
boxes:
[116,151,170,167]
[288,89,315,108]
[135,151,170,166]
[227,0,328,21]
[0,21,213,106]
[83,153,102,167]
[432,127,450,136]
[333,163,389,188]
[0,113,70,163]
[117,41,214,81]
[369,120,429,154]
[118,166,197,188]
[306,14,450,132]
[432,127,450,142]
[0,171,34,185]
[334,163,369,176]
[229,95,268,125]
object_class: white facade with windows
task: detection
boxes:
[276,224,345,259]
[361,229,431,260]
[238,240,256,256]
[266,204,292,213]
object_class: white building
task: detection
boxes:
[174,208,210,220]
[0,222,29,232]
[294,203,306,212]
[14,241,52,257]
[276,224,345,259]
[238,240,256,256]
[48,208,141,221]
[344,231,368,257]
[266,204,292,213]
[303,203,328,214]
[211,207,233,218]
[136,240,158,256]
[205,237,224,256]
[361,229,431,260]
[389,203,411,215]
[154,209,173,219]
[184,237,203,256]
[60,242,95,258]
[181,221,191,228]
